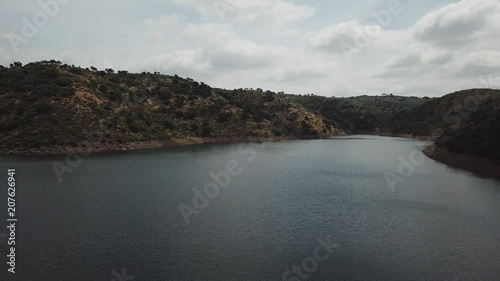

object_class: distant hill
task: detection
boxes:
[290,94,430,134]
[290,89,500,163]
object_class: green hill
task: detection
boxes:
[1,60,499,168]
[0,61,343,154]
[289,94,430,134]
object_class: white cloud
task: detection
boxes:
[144,14,183,41]
[413,0,500,47]
[306,20,380,53]
[137,49,211,78]
[452,50,500,77]
[234,0,316,24]
[2,0,500,97]
[0,47,12,63]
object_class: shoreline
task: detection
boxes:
[3,137,500,180]
[0,136,306,156]
[424,145,500,180]
[0,134,434,157]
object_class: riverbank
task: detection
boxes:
[376,132,431,140]
[424,145,500,179]
[0,136,305,156]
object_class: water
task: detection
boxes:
[0,136,499,281]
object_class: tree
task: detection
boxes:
[10,62,22,68]
[105,68,115,74]
[90,66,97,72]
[49,59,62,65]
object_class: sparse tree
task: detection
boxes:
[11,62,22,68]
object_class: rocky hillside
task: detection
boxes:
[0,61,499,165]
[0,61,343,154]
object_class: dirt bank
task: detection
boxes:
[0,136,302,156]
[424,145,500,179]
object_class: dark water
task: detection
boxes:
[0,136,499,281]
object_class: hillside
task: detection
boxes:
[290,89,500,165]
[1,61,499,174]
[383,89,500,160]
[0,61,344,155]
[290,94,430,134]
[424,89,500,161]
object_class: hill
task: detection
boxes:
[290,94,430,134]
[290,89,500,166]
[0,61,343,155]
[418,89,500,165]
[0,60,499,176]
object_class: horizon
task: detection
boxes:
[4,59,499,99]
[1,0,499,97]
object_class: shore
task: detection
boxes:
[0,136,305,156]
[3,137,500,180]
[0,132,431,157]
[424,145,500,179]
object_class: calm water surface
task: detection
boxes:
[0,136,499,281]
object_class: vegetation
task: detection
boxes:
[292,89,500,161]
[289,94,430,133]
[429,89,500,160]
[0,61,499,163]
[0,61,342,154]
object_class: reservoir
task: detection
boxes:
[1,136,499,281]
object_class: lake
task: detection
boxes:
[0,136,499,281]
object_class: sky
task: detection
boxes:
[1,0,499,97]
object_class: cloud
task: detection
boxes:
[233,0,316,24]
[370,0,500,92]
[306,20,380,53]
[0,47,12,63]
[387,52,421,69]
[166,0,315,24]
[137,49,211,79]
[382,48,452,70]
[421,49,453,65]
[206,41,289,69]
[452,50,500,77]
[144,14,183,41]
[413,0,500,47]
[2,0,500,97]
[140,14,292,73]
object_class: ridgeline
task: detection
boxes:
[0,61,499,177]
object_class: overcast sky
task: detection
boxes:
[1,0,499,97]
